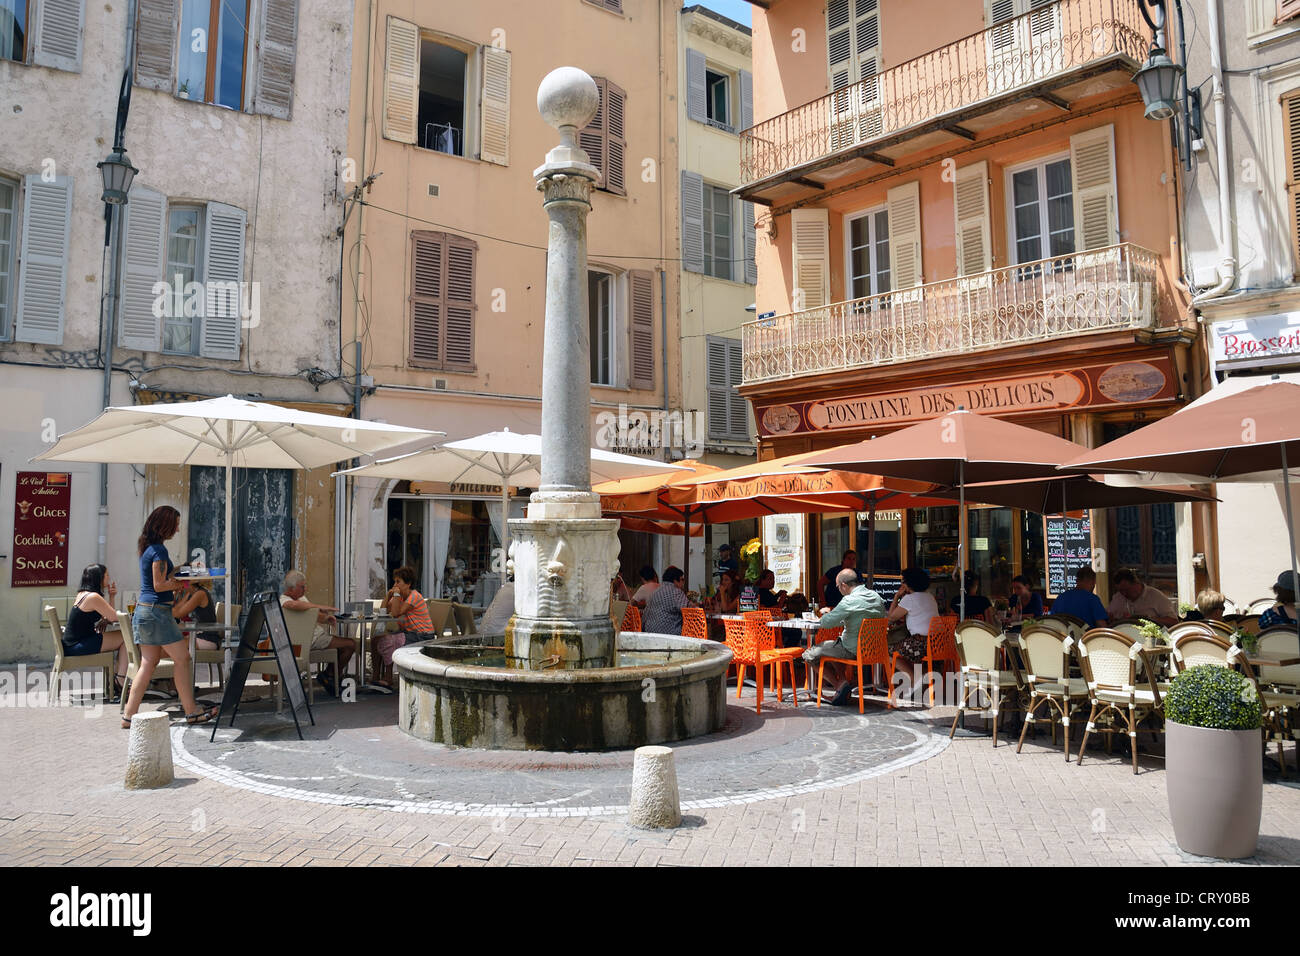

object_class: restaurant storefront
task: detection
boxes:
[744,336,1205,607]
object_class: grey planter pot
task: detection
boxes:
[1165,720,1262,859]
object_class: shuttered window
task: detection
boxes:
[14,174,73,345]
[743,201,756,285]
[583,0,623,13]
[681,171,705,274]
[1284,90,1300,276]
[954,161,993,276]
[479,46,511,166]
[409,231,477,371]
[629,269,655,390]
[0,176,17,339]
[686,48,708,125]
[1069,124,1117,251]
[33,0,85,71]
[706,337,748,442]
[579,76,627,196]
[1281,0,1300,24]
[886,181,922,288]
[251,0,298,119]
[703,184,733,280]
[827,0,880,96]
[197,202,246,360]
[791,208,829,308]
[382,16,420,144]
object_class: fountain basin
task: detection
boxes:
[394,632,733,751]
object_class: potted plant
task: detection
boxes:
[1137,618,1166,647]
[1164,664,1262,859]
[177,80,191,99]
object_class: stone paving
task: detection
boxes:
[2,667,1298,866]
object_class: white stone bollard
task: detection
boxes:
[124,712,174,790]
[628,745,681,829]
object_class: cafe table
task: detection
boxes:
[1245,653,1300,668]
[333,612,398,692]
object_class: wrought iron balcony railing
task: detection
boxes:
[741,243,1161,385]
[740,0,1147,186]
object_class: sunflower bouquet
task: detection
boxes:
[739,537,763,581]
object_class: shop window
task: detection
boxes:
[1103,421,1178,592]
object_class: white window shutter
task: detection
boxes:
[790,208,829,308]
[826,0,853,91]
[251,0,298,120]
[954,161,992,276]
[15,175,73,345]
[886,180,923,288]
[681,171,705,274]
[199,203,246,360]
[134,0,177,91]
[118,186,167,352]
[727,339,747,438]
[739,69,753,130]
[743,200,757,285]
[382,16,419,145]
[706,337,730,439]
[33,0,85,72]
[479,46,510,166]
[1070,124,1118,251]
[686,48,707,124]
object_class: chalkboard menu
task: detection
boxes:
[870,574,902,606]
[1044,514,1093,598]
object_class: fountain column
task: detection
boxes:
[504,68,621,669]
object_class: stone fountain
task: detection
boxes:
[393,68,731,751]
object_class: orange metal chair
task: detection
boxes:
[923,615,960,706]
[817,617,892,714]
[621,604,642,632]
[724,618,799,714]
[680,606,708,640]
[743,608,778,623]
[806,625,843,691]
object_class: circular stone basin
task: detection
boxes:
[394,632,733,751]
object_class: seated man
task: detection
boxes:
[804,569,887,706]
[280,569,355,694]
[1106,568,1177,627]
[1049,566,1108,628]
[644,566,697,635]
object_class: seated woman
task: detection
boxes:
[710,569,740,614]
[887,567,938,664]
[1259,571,1298,631]
[381,566,433,688]
[1186,588,1226,622]
[172,581,219,650]
[64,564,129,697]
[949,570,993,624]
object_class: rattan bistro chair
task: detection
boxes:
[1075,628,1164,774]
[951,620,1024,746]
[45,605,116,706]
[1044,612,1086,640]
[1016,624,1089,761]
[1255,626,1300,774]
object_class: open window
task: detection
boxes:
[3,0,85,71]
[686,47,752,133]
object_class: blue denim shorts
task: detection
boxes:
[133,604,184,646]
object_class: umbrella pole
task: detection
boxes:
[867,495,877,589]
[959,461,966,622]
[1284,444,1299,588]
[683,508,691,590]
[500,482,510,585]
[223,457,233,673]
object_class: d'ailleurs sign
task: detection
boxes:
[756,358,1175,437]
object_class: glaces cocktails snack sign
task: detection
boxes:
[12,472,71,587]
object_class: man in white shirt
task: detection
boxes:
[1106,568,1176,627]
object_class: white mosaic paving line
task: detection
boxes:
[170,717,950,818]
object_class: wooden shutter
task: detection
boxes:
[828,0,879,94]
[706,337,730,439]
[251,0,298,120]
[681,171,705,274]
[629,269,655,390]
[479,46,511,166]
[383,16,419,145]
[33,0,84,72]
[410,231,476,370]
[856,0,880,100]
[14,175,73,344]
[954,161,992,276]
[827,0,853,92]
[410,232,443,366]
[604,81,626,195]
[580,77,608,185]
[727,339,747,438]
[118,186,167,352]
[886,180,923,288]
[739,69,753,130]
[686,48,707,124]
[134,0,177,91]
[444,237,476,369]
[1283,90,1300,276]
[743,201,757,284]
[1280,0,1300,24]
[1070,124,1118,251]
[199,203,246,360]
[790,208,829,308]
[584,0,623,11]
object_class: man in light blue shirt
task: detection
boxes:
[1049,566,1108,628]
[804,569,887,705]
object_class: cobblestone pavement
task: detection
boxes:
[2,668,1298,866]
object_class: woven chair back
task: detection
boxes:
[1020,624,1071,682]
[680,607,708,640]
[1254,627,1300,688]
[954,619,1001,673]
[1078,628,1137,694]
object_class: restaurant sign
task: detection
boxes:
[12,472,72,588]
[1210,312,1300,367]
[756,357,1175,437]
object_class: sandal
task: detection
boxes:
[184,706,219,725]
[121,716,133,730]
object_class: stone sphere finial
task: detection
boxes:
[538,67,599,131]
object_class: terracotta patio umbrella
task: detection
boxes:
[803,408,1093,618]
[1061,378,1300,586]
[928,474,1219,513]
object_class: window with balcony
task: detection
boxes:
[846,207,890,300]
[1008,155,1075,271]
[827,0,881,147]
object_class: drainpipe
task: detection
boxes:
[1191,0,1235,305]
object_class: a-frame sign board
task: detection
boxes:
[210,592,314,741]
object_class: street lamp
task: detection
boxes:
[1133,0,1197,171]
[96,147,138,205]
[1133,43,1183,122]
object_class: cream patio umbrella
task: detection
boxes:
[33,394,440,651]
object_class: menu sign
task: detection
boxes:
[12,472,72,587]
[1044,513,1092,599]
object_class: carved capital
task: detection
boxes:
[537,172,595,207]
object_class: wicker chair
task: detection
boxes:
[1044,612,1086,639]
[1167,620,1216,642]
[1169,631,1257,681]
[1016,623,1089,761]
[680,607,708,640]
[621,604,642,632]
[45,605,116,706]
[951,619,1023,746]
[1247,597,1278,615]
[1075,628,1164,774]
[816,617,892,714]
[1255,626,1300,774]
[1034,616,1071,637]
[609,600,628,632]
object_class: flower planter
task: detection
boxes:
[1165,720,1261,859]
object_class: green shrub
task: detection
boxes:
[1165,665,1261,731]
